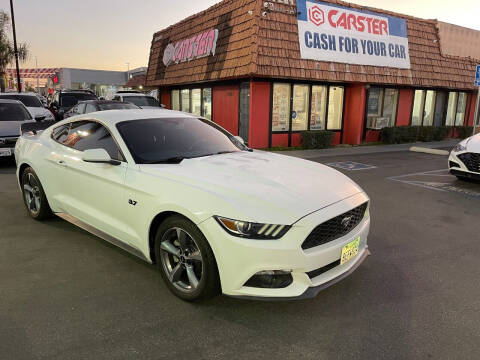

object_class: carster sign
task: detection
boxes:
[297,0,411,69]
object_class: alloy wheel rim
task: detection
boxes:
[159,227,203,293]
[23,173,41,215]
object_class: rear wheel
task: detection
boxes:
[21,167,52,220]
[154,216,220,301]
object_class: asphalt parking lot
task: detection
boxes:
[1,150,479,360]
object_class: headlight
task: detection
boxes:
[214,216,290,239]
[452,143,467,153]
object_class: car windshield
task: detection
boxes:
[60,93,97,107]
[123,96,159,107]
[0,103,32,121]
[98,102,139,111]
[117,117,244,164]
[0,94,43,107]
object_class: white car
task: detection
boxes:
[0,92,55,121]
[449,133,480,180]
[0,99,37,158]
[14,109,371,301]
[111,92,161,109]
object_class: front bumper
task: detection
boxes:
[198,191,370,299]
[448,152,480,180]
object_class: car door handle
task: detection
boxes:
[56,160,67,167]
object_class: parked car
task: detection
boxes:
[0,92,54,121]
[449,133,480,181]
[0,99,36,158]
[111,92,161,109]
[49,89,98,120]
[14,109,370,301]
[64,100,139,118]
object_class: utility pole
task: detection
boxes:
[35,57,39,93]
[9,0,21,92]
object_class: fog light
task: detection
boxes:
[244,270,293,288]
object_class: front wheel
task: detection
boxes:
[154,216,220,301]
[21,167,52,220]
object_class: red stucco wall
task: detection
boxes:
[342,84,366,145]
[213,85,239,135]
[249,82,271,149]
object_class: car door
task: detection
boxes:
[57,120,132,244]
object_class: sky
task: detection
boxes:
[0,0,478,71]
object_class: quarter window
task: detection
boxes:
[60,121,124,161]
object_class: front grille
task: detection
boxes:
[458,153,480,173]
[0,136,18,148]
[301,202,368,250]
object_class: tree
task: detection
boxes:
[0,10,28,92]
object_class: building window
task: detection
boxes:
[191,89,201,116]
[411,90,426,126]
[181,89,190,113]
[171,87,212,118]
[292,84,309,131]
[423,90,436,126]
[366,87,399,128]
[202,88,212,120]
[272,83,344,133]
[445,91,468,126]
[272,83,291,132]
[327,86,344,130]
[171,90,180,111]
[310,85,327,130]
[455,92,467,126]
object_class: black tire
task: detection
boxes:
[154,215,220,301]
[21,167,52,220]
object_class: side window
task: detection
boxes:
[51,124,70,144]
[85,104,97,113]
[77,103,86,114]
[66,121,124,161]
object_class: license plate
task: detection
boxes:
[0,148,12,156]
[340,237,360,265]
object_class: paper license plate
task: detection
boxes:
[0,148,12,156]
[340,237,360,265]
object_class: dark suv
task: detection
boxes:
[49,89,98,120]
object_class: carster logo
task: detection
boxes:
[308,6,325,26]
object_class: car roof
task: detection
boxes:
[0,92,37,96]
[62,109,197,126]
[118,93,152,97]
[78,100,125,105]
[0,99,25,104]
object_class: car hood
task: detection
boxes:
[466,133,480,152]
[27,107,53,119]
[139,151,365,224]
[0,119,35,137]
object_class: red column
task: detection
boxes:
[249,81,271,149]
[342,84,366,145]
[466,92,477,126]
[396,89,414,126]
[213,85,239,135]
[160,89,171,109]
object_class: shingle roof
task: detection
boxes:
[146,0,478,90]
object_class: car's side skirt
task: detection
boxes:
[56,212,152,264]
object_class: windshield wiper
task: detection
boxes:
[145,156,188,164]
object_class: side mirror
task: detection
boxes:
[99,97,105,100]
[34,115,46,122]
[50,101,59,110]
[160,103,166,108]
[234,136,245,145]
[82,148,121,165]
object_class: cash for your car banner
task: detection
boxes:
[297,0,411,69]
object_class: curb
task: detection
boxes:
[409,147,449,156]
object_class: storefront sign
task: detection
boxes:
[297,0,411,69]
[163,29,219,67]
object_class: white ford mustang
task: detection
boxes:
[15,109,371,301]
[449,133,480,181]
